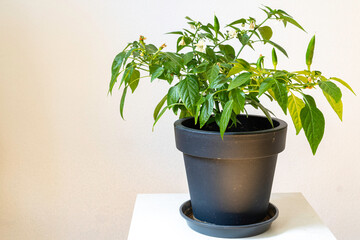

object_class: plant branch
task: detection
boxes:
[235,16,270,59]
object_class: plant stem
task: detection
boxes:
[212,38,228,49]
[235,17,270,59]
[213,89,227,95]
[137,67,149,72]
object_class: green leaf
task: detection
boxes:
[184,29,195,36]
[272,80,288,114]
[206,47,216,61]
[176,37,185,52]
[273,71,288,81]
[111,52,126,76]
[194,97,205,124]
[300,95,325,155]
[200,25,213,35]
[109,73,120,95]
[227,65,242,77]
[306,35,315,70]
[275,9,291,17]
[281,15,306,32]
[110,52,126,93]
[178,76,200,114]
[220,100,234,139]
[145,44,158,54]
[195,51,212,61]
[182,52,194,65]
[219,44,235,61]
[293,70,311,75]
[167,85,179,105]
[323,91,343,121]
[218,31,225,39]
[230,112,237,126]
[229,89,245,114]
[258,26,273,41]
[228,72,252,91]
[251,100,274,127]
[319,81,342,102]
[227,65,243,77]
[267,41,288,57]
[163,52,184,68]
[235,59,251,69]
[179,107,191,119]
[120,87,128,119]
[152,105,169,130]
[153,94,168,120]
[149,65,160,74]
[129,69,140,93]
[239,33,250,46]
[218,86,229,103]
[264,6,275,14]
[192,62,208,73]
[330,77,356,95]
[209,74,227,89]
[176,36,192,52]
[207,64,220,82]
[151,67,165,82]
[124,47,136,62]
[227,18,246,26]
[120,65,134,87]
[258,78,275,96]
[163,61,180,75]
[249,30,262,42]
[288,93,305,134]
[227,25,240,31]
[199,33,212,39]
[199,96,215,128]
[166,31,183,35]
[214,113,221,127]
[294,75,309,83]
[260,8,271,17]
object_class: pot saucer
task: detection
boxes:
[180,200,278,238]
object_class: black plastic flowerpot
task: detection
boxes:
[174,115,287,226]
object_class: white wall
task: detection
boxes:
[0,0,359,239]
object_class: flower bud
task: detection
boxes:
[249,21,255,30]
[159,43,167,50]
[179,38,186,46]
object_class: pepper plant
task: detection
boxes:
[109,6,355,154]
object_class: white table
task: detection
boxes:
[127,193,336,240]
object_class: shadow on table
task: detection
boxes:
[249,194,319,239]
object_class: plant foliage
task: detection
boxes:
[109,6,355,155]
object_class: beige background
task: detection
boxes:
[0,0,359,239]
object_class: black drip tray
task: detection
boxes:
[180,200,278,238]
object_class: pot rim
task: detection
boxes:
[174,114,287,136]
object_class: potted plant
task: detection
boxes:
[109,6,355,238]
